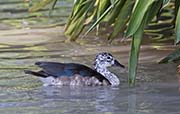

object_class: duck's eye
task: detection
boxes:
[107,56,111,60]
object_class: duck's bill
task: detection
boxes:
[114,60,125,68]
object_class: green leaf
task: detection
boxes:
[65,0,94,26]
[85,0,119,35]
[125,0,155,38]
[128,3,152,86]
[72,1,94,22]
[110,0,115,7]
[173,0,180,25]
[159,48,180,63]
[65,0,95,40]
[98,0,110,16]
[147,0,162,23]
[65,13,86,41]
[108,0,134,40]
[105,0,126,24]
[163,0,170,8]
[128,26,144,86]
[175,6,180,44]
[96,0,110,35]
[175,0,180,16]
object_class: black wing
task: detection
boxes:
[25,61,109,83]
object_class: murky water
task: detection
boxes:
[0,27,180,114]
[1,83,180,114]
[0,0,180,114]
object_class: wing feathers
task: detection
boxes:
[25,61,110,83]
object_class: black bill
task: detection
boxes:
[113,59,125,68]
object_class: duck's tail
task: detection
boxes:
[24,70,48,78]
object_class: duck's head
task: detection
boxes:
[94,52,125,69]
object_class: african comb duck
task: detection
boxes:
[24,52,125,86]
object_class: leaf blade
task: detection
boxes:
[108,0,134,40]
[128,3,152,86]
[159,48,180,63]
[125,0,155,38]
[175,6,180,44]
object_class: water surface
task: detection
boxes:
[0,0,179,114]
[0,27,180,114]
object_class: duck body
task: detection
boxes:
[25,52,125,86]
[25,61,110,86]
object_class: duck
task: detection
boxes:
[24,52,125,86]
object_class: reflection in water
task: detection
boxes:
[128,89,136,114]
[40,86,120,113]
[95,87,118,112]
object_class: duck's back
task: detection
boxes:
[25,62,109,83]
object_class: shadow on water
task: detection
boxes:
[0,0,180,114]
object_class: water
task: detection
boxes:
[1,83,180,114]
[0,0,73,29]
[0,0,180,114]
[0,27,180,114]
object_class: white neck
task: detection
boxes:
[96,67,120,86]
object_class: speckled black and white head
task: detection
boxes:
[94,52,125,86]
[94,52,124,70]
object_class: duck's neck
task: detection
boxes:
[95,67,120,86]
